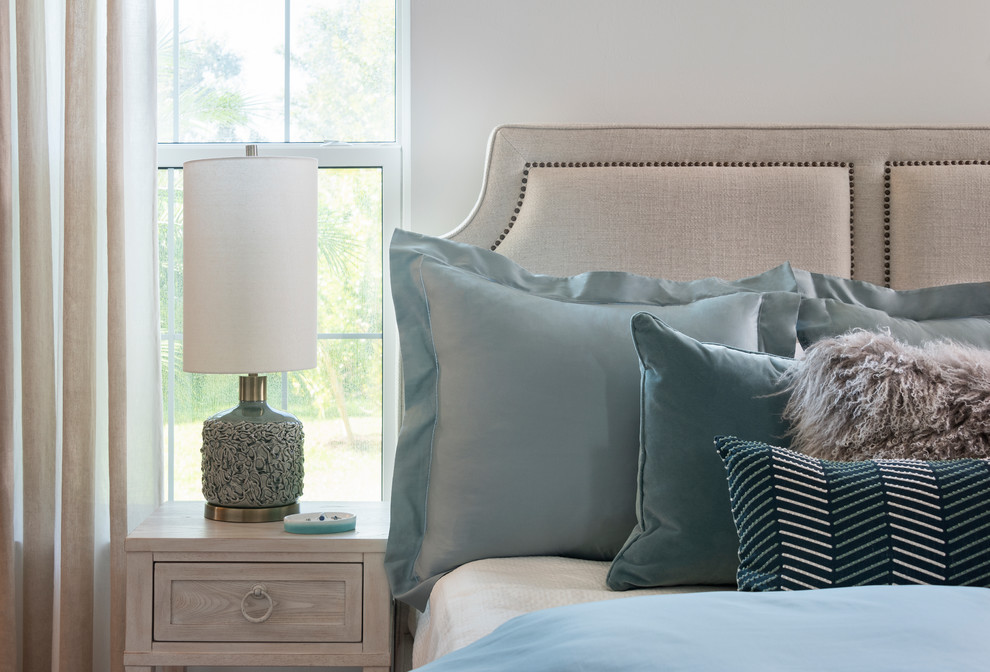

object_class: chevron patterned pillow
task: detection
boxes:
[716,436,990,591]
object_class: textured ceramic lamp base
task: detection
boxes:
[201,400,305,523]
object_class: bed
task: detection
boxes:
[386,125,990,671]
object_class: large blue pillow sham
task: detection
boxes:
[387,230,801,609]
[793,269,990,348]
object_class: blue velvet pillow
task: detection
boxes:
[387,230,801,609]
[606,313,795,590]
[717,436,990,591]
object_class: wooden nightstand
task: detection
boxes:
[124,500,392,671]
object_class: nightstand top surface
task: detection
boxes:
[126,500,389,553]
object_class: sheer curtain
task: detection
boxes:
[0,1,162,671]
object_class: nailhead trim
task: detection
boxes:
[883,163,893,287]
[884,160,990,287]
[491,162,857,278]
[491,167,530,248]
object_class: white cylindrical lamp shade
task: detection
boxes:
[183,156,318,374]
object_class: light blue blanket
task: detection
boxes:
[417,585,990,671]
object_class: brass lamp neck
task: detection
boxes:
[239,374,267,402]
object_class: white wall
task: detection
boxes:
[409,0,990,236]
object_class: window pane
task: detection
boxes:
[159,0,286,142]
[290,0,396,142]
[318,168,383,334]
[156,2,175,143]
[290,338,383,501]
[157,170,170,329]
[157,169,183,334]
[157,0,396,143]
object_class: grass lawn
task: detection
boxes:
[172,416,383,502]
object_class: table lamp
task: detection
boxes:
[183,146,318,522]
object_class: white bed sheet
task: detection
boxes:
[412,556,729,668]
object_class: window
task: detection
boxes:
[156,0,400,502]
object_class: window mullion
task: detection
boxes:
[157,143,399,168]
[171,0,179,142]
[166,169,177,501]
[284,0,291,142]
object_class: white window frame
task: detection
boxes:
[156,0,405,501]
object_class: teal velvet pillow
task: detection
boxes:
[605,313,795,590]
[387,230,801,609]
[717,436,990,591]
[793,270,990,348]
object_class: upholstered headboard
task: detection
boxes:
[446,125,990,289]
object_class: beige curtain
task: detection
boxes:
[0,1,162,671]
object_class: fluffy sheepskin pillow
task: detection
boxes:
[782,330,990,461]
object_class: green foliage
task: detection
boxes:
[158,1,395,143]
[157,17,272,141]
[291,0,396,141]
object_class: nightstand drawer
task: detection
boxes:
[153,562,363,643]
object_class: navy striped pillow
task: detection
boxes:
[716,436,990,591]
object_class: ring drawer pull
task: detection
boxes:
[240,584,274,623]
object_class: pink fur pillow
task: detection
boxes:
[782,330,990,461]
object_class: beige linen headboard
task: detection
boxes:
[445,125,990,289]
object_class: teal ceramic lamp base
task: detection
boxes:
[201,374,305,523]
